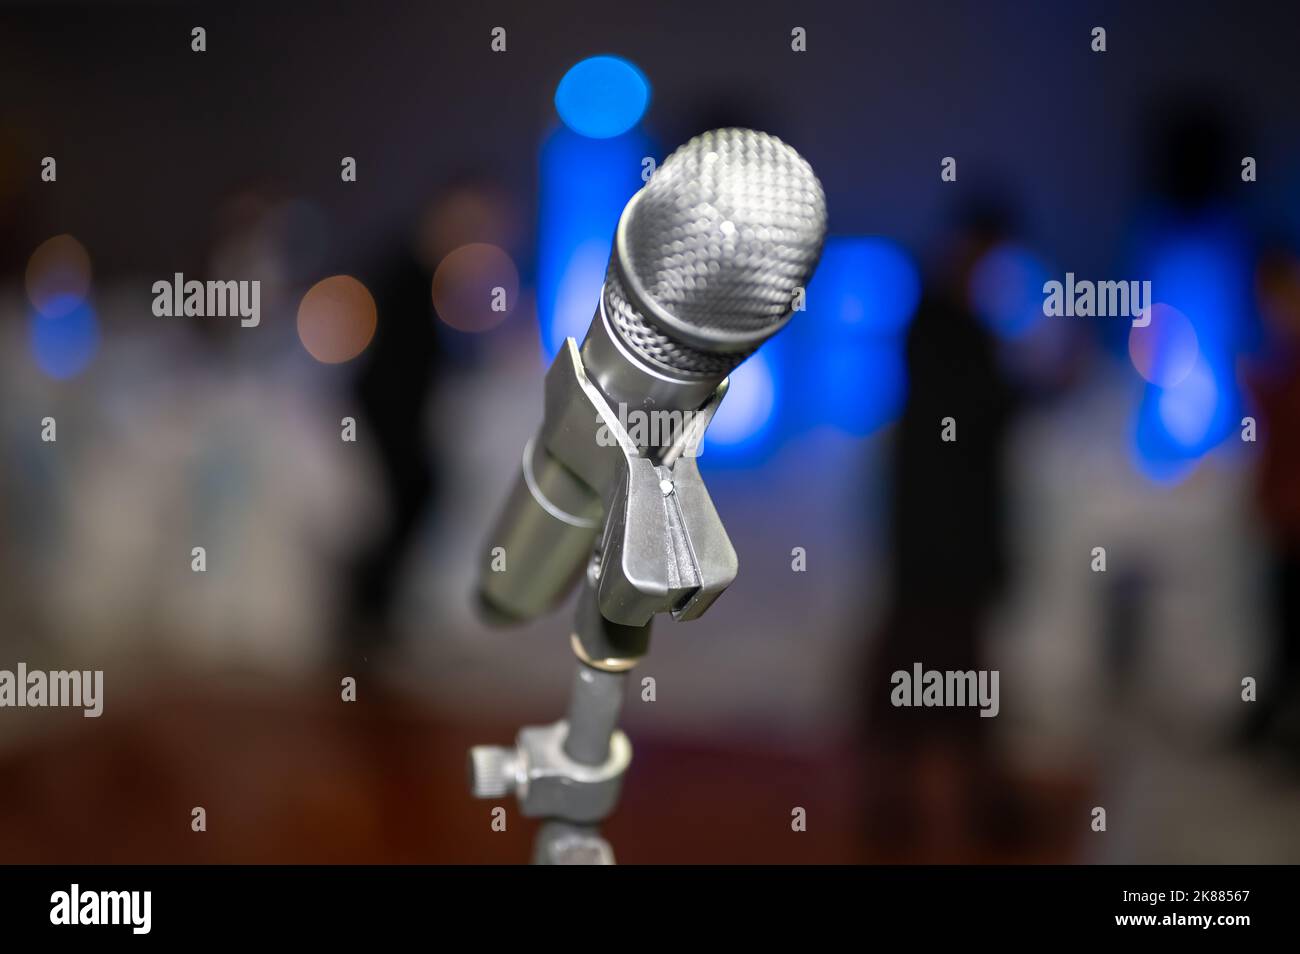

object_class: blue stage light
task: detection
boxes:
[29,297,99,380]
[968,242,1052,340]
[704,350,777,453]
[1157,356,1219,448]
[787,236,920,438]
[536,125,654,361]
[554,56,650,140]
[1132,345,1235,485]
[808,237,920,337]
[1129,215,1254,480]
[818,341,908,437]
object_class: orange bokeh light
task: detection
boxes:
[26,234,92,317]
[297,275,377,364]
[431,243,519,333]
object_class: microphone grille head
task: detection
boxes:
[611,128,827,368]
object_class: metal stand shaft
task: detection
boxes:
[531,664,627,864]
[470,571,650,864]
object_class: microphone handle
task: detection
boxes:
[478,437,601,622]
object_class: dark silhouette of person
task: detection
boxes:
[338,234,443,666]
[337,174,520,668]
[1244,240,1300,753]
[861,199,1022,859]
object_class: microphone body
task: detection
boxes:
[479,129,827,623]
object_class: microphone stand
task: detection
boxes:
[468,339,738,864]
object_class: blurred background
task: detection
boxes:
[2,0,1300,863]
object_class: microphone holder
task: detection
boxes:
[468,339,739,863]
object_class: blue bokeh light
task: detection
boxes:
[808,237,921,337]
[1128,214,1254,481]
[29,297,99,380]
[968,242,1052,340]
[704,350,777,452]
[817,342,909,436]
[554,56,650,140]
[1157,356,1219,448]
[788,236,921,438]
[536,125,654,360]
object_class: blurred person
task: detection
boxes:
[1242,240,1300,754]
[338,176,520,666]
[1118,97,1266,726]
[860,198,1024,860]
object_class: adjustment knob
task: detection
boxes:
[468,745,517,799]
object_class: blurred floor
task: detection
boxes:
[0,674,1089,864]
[1089,716,1300,864]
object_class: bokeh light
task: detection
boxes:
[808,237,920,336]
[417,186,523,269]
[968,242,1052,340]
[705,351,777,449]
[793,236,920,438]
[818,342,908,437]
[1128,302,1199,388]
[554,56,650,139]
[1157,356,1219,449]
[549,238,610,348]
[1129,216,1252,481]
[26,234,92,318]
[432,243,519,334]
[296,275,377,364]
[537,126,651,359]
[1132,352,1228,486]
[29,299,99,379]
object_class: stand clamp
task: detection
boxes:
[469,719,630,822]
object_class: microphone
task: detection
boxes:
[479,128,827,623]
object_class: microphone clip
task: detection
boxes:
[539,339,738,628]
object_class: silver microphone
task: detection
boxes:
[479,128,827,622]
